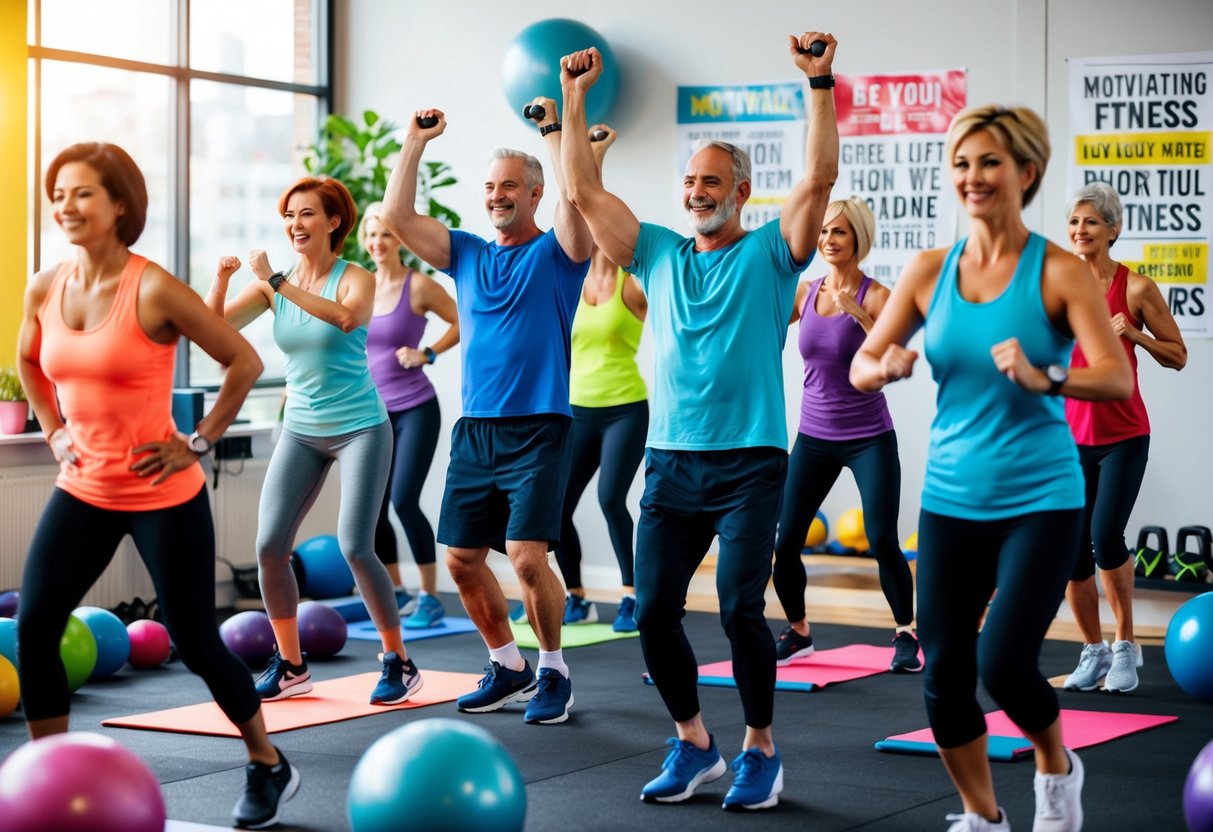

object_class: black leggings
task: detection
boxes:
[555,401,648,589]
[17,487,260,724]
[375,396,442,567]
[772,430,913,626]
[1072,435,1150,580]
[917,508,1081,749]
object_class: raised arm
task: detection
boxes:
[1126,271,1187,370]
[525,97,593,262]
[380,110,453,271]
[248,250,375,332]
[206,255,273,331]
[560,47,641,269]
[850,249,944,391]
[780,32,840,265]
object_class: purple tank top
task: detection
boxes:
[367,271,437,411]
[797,275,894,440]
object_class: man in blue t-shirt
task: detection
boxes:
[560,34,839,808]
[382,99,592,726]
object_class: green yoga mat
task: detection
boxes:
[509,621,639,649]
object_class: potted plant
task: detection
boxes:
[0,367,29,435]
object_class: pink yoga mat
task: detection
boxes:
[643,644,918,691]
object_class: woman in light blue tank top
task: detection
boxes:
[208,177,425,709]
[851,106,1132,831]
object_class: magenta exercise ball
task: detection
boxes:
[0,732,165,832]
[126,619,171,669]
[220,610,277,667]
[298,601,348,659]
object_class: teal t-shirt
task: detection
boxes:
[627,220,806,450]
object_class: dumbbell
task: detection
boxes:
[1172,526,1213,583]
[416,116,438,129]
[1134,525,1169,578]
[590,129,608,142]
[797,39,827,57]
[523,104,546,122]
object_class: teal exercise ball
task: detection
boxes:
[501,18,619,127]
[1165,591,1213,701]
[348,718,526,832]
[0,617,17,669]
[294,534,355,600]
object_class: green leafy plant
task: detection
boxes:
[0,368,26,402]
[303,110,460,275]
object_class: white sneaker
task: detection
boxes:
[946,808,1010,831]
[1103,640,1140,693]
[1033,747,1084,832]
[1062,641,1111,691]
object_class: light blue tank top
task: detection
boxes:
[921,233,1082,520]
[273,259,388,436]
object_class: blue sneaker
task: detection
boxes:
[403,594,445,630]
[722,746,783,811]
[563,594,599,625]
[613,595,638,632]
[524,667,574,724]
[370,652,423,705]
[457,661,537,713]
[255,653,312,701]
[641,736,727,803]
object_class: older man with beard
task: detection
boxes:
[380,100,592,726]
[560,33,839,810]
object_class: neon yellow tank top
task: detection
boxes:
[569,267,647,407]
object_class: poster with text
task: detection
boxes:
[834,68,967,286]
[676,82,806,231]
[1069,51,1212,338]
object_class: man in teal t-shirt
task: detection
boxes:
[560,33,840,810]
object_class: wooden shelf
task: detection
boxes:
[1135,575,1212,594]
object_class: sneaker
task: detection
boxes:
[774,626,814,666]
[370,651,423,705]
[1103,640,1140,693]
[231,747,300,829]
[1062,641,1111,691]
[403,594,446,629]
[890,631,923,673]
[509,602,528,625]
[722,746,783,811]
[613,595,638,633]
[1033,747,1084,832]
[640,736,727,803]
[524,667,574,724]
[945,809,1010,832]
[563,594,599,625]
[456,660,538,713]
[255,653,313,701]
[394,587,412,612]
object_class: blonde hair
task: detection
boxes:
[822,196,876,264]
[945,104,1051,208]
[357,201,398,252]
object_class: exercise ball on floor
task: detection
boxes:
[348,718,526,832]
[0,589,18,618]
[1187,738,1213,832]
[127,619,172,669]
[219,610,277,667]
[836,508,869,553]
[902,531,919,562]
[1165,592,1213,701]
[0,655,19,719]
[0,732,165,832]
[294,534,355,599]
[501,18,619,127]
[804,511,828,549]
[0,617,17,668]
[298,601,347,659]
[60,614,97,693]
[73,606,130,679]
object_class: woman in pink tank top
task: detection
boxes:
[16,142,299,828]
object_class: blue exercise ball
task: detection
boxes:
[1165,591,1213,701]
[293,535,355,600]
[0,617,17,669]
[501,18,619,127]
[348,718,526,832]
[74,607,131,679]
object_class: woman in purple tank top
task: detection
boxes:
[771,197,919,673]
[361,202,459,629]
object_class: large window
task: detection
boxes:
[29,0,330,395]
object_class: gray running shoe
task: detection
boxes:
[1103,640,1141,693]
[1033,747,1084,832]
[1062,641,1111,691]
[944,809,1009,831]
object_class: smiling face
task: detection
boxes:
[683,147,746,236]
[818,213,857,267]
[52,162,124,247]
[1068,202,1117,259]
[362,215,403,268]
[951,128,1037,219]
[484,157,540,232]
[283,189,340,254]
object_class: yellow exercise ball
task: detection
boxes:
[0,654,19,719]
[804,511,828,548]
[836,508,869,552]
[903,531,918,552]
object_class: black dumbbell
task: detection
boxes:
[797,39,827,57]
[590,129,608,142]
[416,116,438,129]
[1134,525,1170,578]
[523,104,546,122]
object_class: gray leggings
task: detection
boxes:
[257,421,399,634]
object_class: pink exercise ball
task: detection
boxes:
[126,619,171,669]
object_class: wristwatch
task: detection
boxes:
[267,272,287,291]
[187,431,213,454]
[1043,364,1068,396]
[424,346,437,364]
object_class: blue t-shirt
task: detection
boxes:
[922,233,1083,519]
[628,220,806,450]
[273,259,388,436]
[444,228,588,417]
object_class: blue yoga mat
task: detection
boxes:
[345,615,480,642]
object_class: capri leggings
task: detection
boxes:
[772,429,913,626]
[1071,434,1150,581]
[17,486,260,724]
[257,421,399,634]
[374,396,442,567]
[916,507,1082,749]
[555,400,648,589]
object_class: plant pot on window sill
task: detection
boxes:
[0,401,30,435]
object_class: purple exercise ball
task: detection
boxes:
[1186,738,1213,832]
[219,610,276,667]
[0,732,165,832]
[0,589,18,618]
[298,600,348,658]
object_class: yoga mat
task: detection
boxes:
[102,669,481,737]
[641,644,910,692]
[874,708,1178,761]
[510,620,639,650]
[346,615,480,642]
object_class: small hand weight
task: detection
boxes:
[797,40,827,57]
[416,116,438,129]
[523,104,546,121]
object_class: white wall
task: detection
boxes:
[336,0,1213,590]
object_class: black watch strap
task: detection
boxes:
[808,74,836,90]
[539,123,562,136]
[268,272,287,291]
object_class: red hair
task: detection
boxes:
[277,177,357,253]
